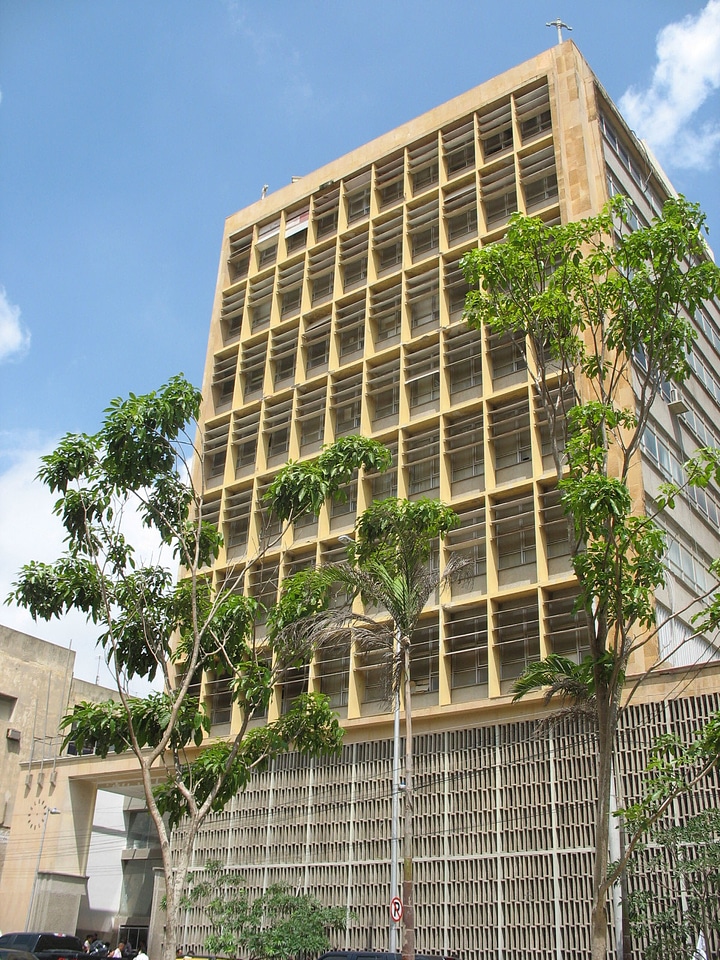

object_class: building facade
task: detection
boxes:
[3,41,719,959]
[181,40,720,959]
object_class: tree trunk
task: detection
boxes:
[401,638,415,960]
[591,675,619,960]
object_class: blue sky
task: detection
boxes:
[1,0,719,688]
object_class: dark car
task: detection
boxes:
[0,949,39,960]
[0,934,85,960]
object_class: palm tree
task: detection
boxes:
[270,498,464,960]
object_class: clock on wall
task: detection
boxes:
[27,797,47,830]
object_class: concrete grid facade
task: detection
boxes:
[180,42,720,958]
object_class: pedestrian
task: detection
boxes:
[112,943,125,959]
[135,943,148,960]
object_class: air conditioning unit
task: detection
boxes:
[668,388,689,416]
[6,728,21,742]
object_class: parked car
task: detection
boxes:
[0,934,85,960]
[0,949,40,960]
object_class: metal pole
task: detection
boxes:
[25,806,60,930]
[389,629,401,953]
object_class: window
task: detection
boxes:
[376,152,404,208]
[447,413,484,491]
[367,356,400,424]
[263,397,293,461]
[444,259,470,323]
[207,673,233,727]
[330,479,358,520]
[309,245,335,305]
[203,420,229,484]
[233,409,260,474]
[211,351,237,411]
[374,212,404,275]
[544,588,592,661]
[316,640,351,711]
[445,323,483,398]
[410,620,440,699]
[224,487,252,552]
[284,204,309,253]
[442,117,475,176]
[228,230,252,282]
[479,98,513,160]
[494,595,540,694]
[405,428,440,497]
[256,217,280,268]
[365,440,397,501]
[492,494,537,583]
[446,607,488,694]
[408,199,440,261]
[241,339,267,399]
[336,297,366,359]
[481,158,517,229]
[341,229,369,292]
[521,145,558,211]
[407,269,440,332]
[303,312,331,372]
[332,372,363,435]
[270,326,298,386]
[278,260,304,318]
[444,183,478,244]
[540,485,573,572]
[515,81,552,143]
[346,170,371,222]
[409,137,439,194]
[487,329,526,385]
[371,283,402,344]
[220,287,245,344]
[406,340,440,411]
[489,397,532,481]
[446,504,487,595]
[314,186,339,239]
[248,273,274,332]
[296,381,327,451]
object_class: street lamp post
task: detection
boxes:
[25,806,61,930]
[389,628,401,953]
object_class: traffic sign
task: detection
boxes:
[390,896,403,922]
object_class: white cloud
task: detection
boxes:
[620,0,720,170]
[0,286,31,363]
[0,440,165,694]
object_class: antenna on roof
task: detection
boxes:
[261,184,269,199]
[546,18,572,44]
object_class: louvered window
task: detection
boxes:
[228,230,252,282]
[478,98,513,160]
[443,117,475,176]
[240,339,267,399]
[336,297,366,359]
[408,198,439,261]
[409,137,439,194]
[367,356,400,424]
[212,351,237,411]
[375,152,404,208]
[233,410,260,473]
[371,283,402,344]
[407,270,440,332]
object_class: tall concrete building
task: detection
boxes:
[181,40,720,958]
[178,40,720,959]
[3,41,719,959]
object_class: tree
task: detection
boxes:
[461,196,720,960]
[184,862,349,960]
[7,375,391,960]
[271,497,463,960]
[628,808,720,959]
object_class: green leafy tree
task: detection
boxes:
[627,807,720,956]
[461,196,720,960]
[6,375,390,960]
[271,497,464,960]
[185,862,349,960]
